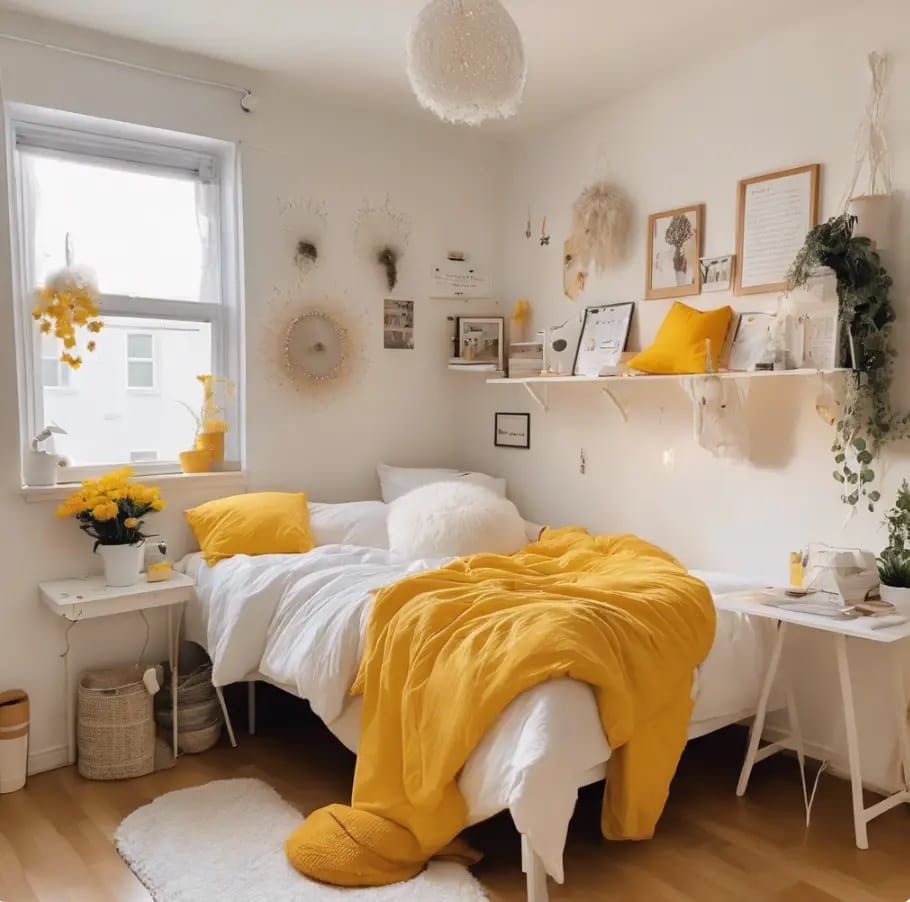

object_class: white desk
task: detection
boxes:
[39,573,195,765]
[716,591,910,849]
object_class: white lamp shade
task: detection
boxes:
[407,0,526,126]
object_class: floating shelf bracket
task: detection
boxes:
[522,381,549,412]
[600,387,628,422]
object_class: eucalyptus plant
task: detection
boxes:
[789,213,909,510]
[878,480,910,588]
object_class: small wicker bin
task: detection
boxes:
[77,667,154,781]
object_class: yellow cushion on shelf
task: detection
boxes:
[185,492,314,565]
[628,301,733,375]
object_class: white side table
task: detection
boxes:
[716,591,910,849]
[39,573,196,766]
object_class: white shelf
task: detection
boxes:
[488,368,849,386]
[487,368,849,414]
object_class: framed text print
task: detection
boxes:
[735,164,820,296]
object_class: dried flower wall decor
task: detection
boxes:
[353,196,410,292]
[570,181,631,272]
[279,196,328,280]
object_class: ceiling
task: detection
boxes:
[0,0,854,132]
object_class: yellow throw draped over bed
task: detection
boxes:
[286,527,715,886]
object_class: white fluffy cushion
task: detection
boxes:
[387,481,528,559]
[377,463,506,503]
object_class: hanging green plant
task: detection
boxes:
[789,212,910,510]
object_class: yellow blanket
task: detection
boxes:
[286,527,715,886]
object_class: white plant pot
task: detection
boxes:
[879,583,910,615]
[97,543,145,588]
[23,450,62,486]
[848,194,892,252]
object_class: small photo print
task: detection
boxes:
[700,255,734,292]
[383,299,414,349]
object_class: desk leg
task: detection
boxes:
[737,620,787,797]
[891,644,910,798]
[835,634,868,850]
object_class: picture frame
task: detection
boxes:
[383,298,414,349]
[455,316,504,370]
[699,255,734,293]
[494,412,530,449]
[572,302,635,377]
[646,204,704,300]
[734,164,820,296]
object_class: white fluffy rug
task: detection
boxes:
[115,778,488,901]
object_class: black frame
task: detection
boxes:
[571,302,635,377]
[494,412,531,449]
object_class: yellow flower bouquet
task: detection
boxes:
[56,467,165,549]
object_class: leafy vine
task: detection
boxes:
[789,213,909,510]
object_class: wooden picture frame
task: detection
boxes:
[494,412,530,449]
[734,164,820,296]
[454,316,505,371]
[646,204,704,300]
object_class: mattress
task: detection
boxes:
[181,552,773,883]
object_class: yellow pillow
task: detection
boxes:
[185,492,314,565]
[628,301,733,374]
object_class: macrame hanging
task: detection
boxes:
[844,52,893,250]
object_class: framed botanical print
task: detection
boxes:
[646,204,704,299]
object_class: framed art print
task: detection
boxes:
[735,164,820,295]
[646,204,704,299]
[572,302,634,377]
[494,412,530,449]
[456,316,504,370]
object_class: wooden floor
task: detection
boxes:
[2,685,910,901]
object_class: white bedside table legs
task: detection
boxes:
[166,605,184,759]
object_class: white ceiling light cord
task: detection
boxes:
[0,31,258,112]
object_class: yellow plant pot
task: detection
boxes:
[179,449,211,474]
[195,431,225,463]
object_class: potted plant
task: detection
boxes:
[790,212,909,510]
[56,467,165,587]
[877,480,910,613]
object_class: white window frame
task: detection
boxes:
[125,331,158,393]
[41,354,72,391]
[7,104,243,483]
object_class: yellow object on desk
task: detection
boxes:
[147,561,174,582]
[789,552,804,589]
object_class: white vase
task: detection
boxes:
[879,583,910,615]
[97,543,145,588]
[848,194,892,252]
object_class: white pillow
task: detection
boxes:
[387,482,527,559]
[308,501,388,548]
[377,463,506,503]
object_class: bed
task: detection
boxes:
[179,498,776,902]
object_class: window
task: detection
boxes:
[126,333,156,390]
[10,105,241,479]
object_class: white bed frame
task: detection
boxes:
[212,674,757,902]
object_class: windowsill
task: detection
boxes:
[21,469,247,503]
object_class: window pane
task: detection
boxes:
[44,317,212,466]
[127,360,155,388]
[41,357,60,387]
[127,333,153,359]
[25,151,217,302]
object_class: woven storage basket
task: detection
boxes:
[78,667,154,781]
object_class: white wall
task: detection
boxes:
[458,0,910,788]
[0,10,504,770]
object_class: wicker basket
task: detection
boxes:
[77,667,154,781]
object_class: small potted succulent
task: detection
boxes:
[877,480,910,613]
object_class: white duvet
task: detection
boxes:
[185,546,773,883]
